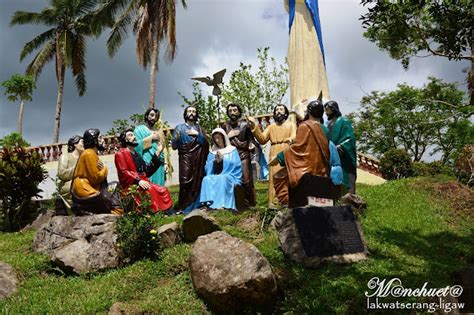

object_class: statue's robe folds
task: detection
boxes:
[251,120,296,207]
[134,124,167,186]
[57,152,79,205]
[171,124,209,213]
[274,120,330,205]
[327,116,357,191]
[200,146,242,210]
[114,148,172,212]
[285,0,330,122]
[222,119,256,208]
[72,148,121,213]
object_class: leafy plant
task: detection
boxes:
[0,132,31,149]
[379,148,413,180]
[0,147,47,231]
[222,47,289,115]
[116,185,161,263]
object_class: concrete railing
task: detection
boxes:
[22,114,382,176]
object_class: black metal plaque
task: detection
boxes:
[292,205,365,257]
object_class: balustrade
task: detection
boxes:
[13,114,381,176]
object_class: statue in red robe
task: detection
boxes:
[114,128,172,213]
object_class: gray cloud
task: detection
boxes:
[1,0,469,146]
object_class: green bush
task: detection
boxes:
[116,186,162,264]
[454,144,473,187]
[380,148,413,180]
[0,147,46,231]
[412,161,454,177]
[0,132,30,148]
[412,161,430,177]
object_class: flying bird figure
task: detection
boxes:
[191,69,226,96]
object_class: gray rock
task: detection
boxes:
[22,209,55,232]
[182,210,219,242]
[158,222,181,248]
[341,193,367,215]
[274,208,367,267]
[0,262,17,300]
[189,231,278,313]
[32,214,122,273]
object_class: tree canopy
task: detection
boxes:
[351,77,473,163]
[360,0,474,104]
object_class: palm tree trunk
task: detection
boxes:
[148,36,159,109]
[18,98,25,135]
[53,65,65,143]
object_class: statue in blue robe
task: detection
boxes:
[199,128,242,211]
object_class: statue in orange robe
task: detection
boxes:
[115,128,172,213]
[272,103,330,205]
[247,104,296,207]
[71,128,122,214]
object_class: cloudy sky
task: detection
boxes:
[0,0,469,147]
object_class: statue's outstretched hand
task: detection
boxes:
[97,160,104,170]
[246,116,256,130]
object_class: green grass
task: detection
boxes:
[0,177,472,314]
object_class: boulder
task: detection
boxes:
[0,262,17,299]
[22,209,55,232]
[189,231,278,313]
[32,214,122,273]
[158,222,181,248]
[182,210,219,242]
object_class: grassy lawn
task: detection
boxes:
[0,177,472,314]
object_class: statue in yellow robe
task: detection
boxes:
[71,128,122,214]
[247,104,296,207]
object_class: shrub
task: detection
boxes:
[116,186,162,263]
[454,144,473,187]
[379,148,413,180]
[412,161,454,177]
[0,147,47,231]
[0,132,30,148]
[412,161,430,177]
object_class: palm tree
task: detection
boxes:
[10,0,110,143]
[103,0,187,108]
[2,74,36,135]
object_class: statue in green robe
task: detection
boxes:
[324,100,357,193]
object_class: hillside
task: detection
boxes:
[0,176,472,314]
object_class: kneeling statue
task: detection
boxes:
[71,128,123,215]
[115,128,173,213]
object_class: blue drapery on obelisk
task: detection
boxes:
[288,0,326,65]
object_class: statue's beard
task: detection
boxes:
[127,140,138,147]
[229,114,240,122]
[274,113,286,123]
[147,119,156,128]
[327,112,337,120]
[186,114,196,122]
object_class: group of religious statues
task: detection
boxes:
[56,99,356,216]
